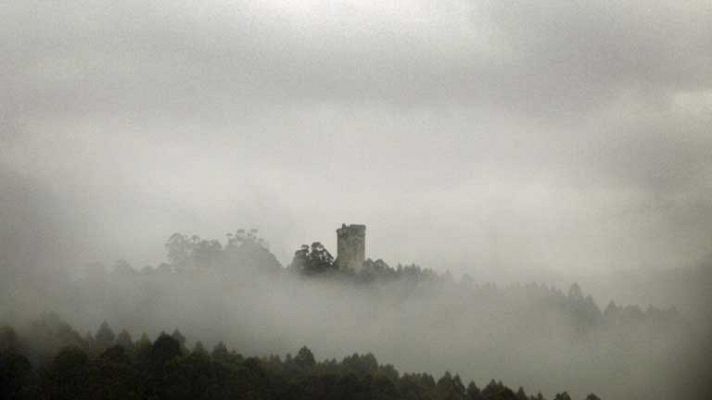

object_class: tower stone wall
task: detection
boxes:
[336,224,366,271]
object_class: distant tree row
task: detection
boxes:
[91,229,282,277]
[79,230,679,332]
[0,315,601,400]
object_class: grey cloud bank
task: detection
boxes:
[2,0,712,278]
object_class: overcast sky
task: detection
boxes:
[2,0,711,277]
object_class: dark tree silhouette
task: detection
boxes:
[95,320,115,349]
[151,333,181,366]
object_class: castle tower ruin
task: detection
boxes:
[336,224,366,271]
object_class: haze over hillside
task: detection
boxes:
[2,1,712,399]
[2,222,711,399]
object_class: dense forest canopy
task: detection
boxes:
[0,315,601,400]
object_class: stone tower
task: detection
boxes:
[336,224,366,271]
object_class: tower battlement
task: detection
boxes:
[336,224,366,271]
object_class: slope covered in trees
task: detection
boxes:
[1,229,709,399]
[0,316,599,400]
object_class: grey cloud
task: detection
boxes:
[4,0,709,119]
[1,0,711,274]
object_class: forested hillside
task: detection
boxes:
[0,316,600,400]
[1,230,709,399]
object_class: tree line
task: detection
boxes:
[0,314,601,400]
[96,230,679,331]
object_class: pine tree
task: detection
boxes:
[95,321,115,349]
[115,329,133,350]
